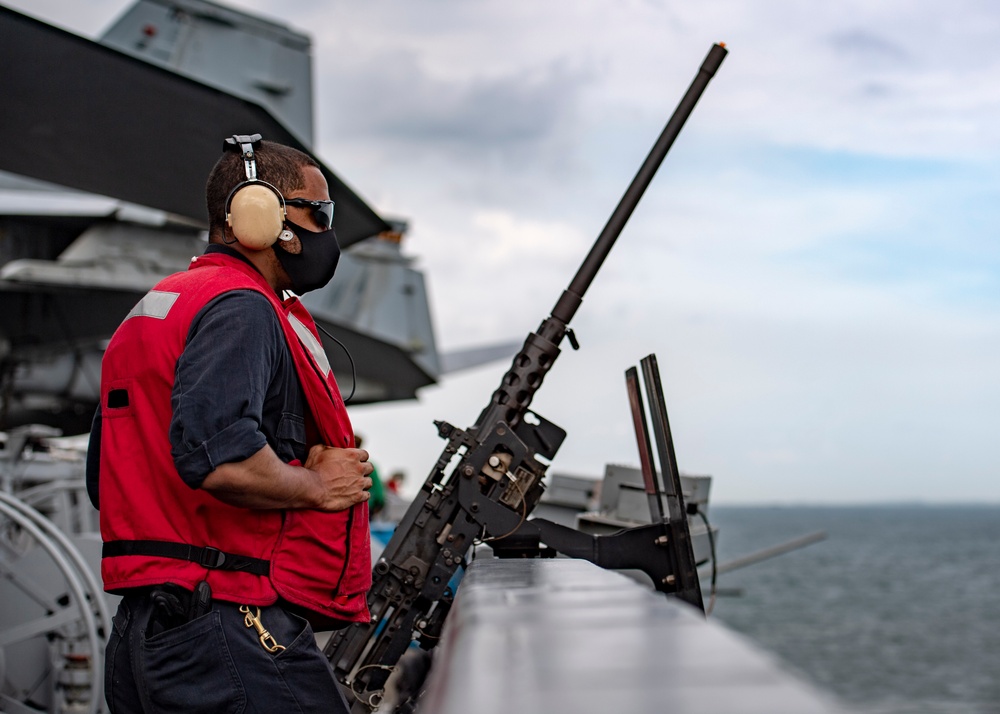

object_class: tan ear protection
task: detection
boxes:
[222,134,293,250]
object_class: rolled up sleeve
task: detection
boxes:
[170,290,282,489]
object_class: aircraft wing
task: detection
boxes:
[0,6,389,247]
[439,341,521,374]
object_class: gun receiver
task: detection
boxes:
[325,43,728,711]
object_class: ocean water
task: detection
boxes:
[706,505,1000,714]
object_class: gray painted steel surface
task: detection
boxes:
[101,0,314,146]
[0,4,389,245]
[420,558,845,714]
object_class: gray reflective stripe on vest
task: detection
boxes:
[124,290,180,321]
[287,313,332,378]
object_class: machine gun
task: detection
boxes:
[325,43,728,712]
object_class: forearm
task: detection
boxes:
[200,443,373,512]
[201,445,322,510]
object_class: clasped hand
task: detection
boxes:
[305,445,374,512]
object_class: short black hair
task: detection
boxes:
[205,139,320,240]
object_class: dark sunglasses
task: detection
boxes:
[285,198,335,230]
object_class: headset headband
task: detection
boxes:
[222,133,291,250]
[223,133,263,182]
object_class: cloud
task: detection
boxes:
[472,210,585,265]
[324,53,591,164]
[827,29,910,63]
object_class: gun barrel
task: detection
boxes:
[552,42,727,325]
[481,43,728,431]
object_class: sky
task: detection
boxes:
[7,0,1000,504]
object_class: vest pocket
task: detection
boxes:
[275,412,307,463]
[103,379,134,418]
[340,502,374,597]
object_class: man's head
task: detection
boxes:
[205,139,320,244]
[205,138,341,294]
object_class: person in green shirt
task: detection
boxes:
[354,434,384,516]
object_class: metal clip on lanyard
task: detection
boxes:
[239,605,286,653]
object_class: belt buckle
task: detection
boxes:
[199,546,226,569]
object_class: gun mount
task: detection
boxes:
[325,43,728,712]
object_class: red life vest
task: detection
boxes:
[99,251,371,625]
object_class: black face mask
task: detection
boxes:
[273,219,341,294]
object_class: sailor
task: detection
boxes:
[354,433,386,517]
[86,135,371,713]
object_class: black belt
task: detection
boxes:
[103,540,270,576]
